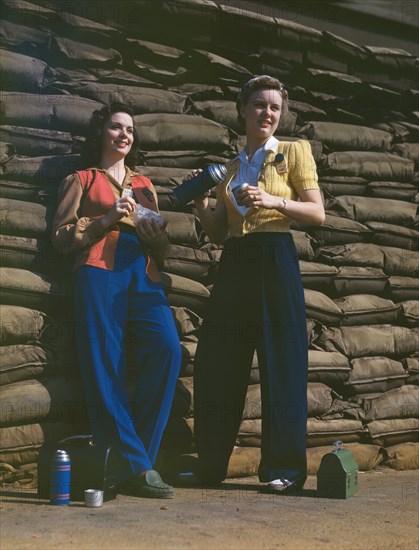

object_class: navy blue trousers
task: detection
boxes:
[194,232,308,484]
[73,232,181,480]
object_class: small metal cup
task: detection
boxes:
[84,489,104,508]
[231,183,249,205]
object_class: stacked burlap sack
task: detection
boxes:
[1,0,418,489]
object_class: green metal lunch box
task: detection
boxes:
[317,441,359,499]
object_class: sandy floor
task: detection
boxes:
[1,468,418,550]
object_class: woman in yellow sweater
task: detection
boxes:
[191,75,325,492]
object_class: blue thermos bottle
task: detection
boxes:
[170,164,227,205]
[50,449,71,505]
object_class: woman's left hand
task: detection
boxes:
[136,218,168,245]
[238,185,278,210]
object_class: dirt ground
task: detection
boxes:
[1,468,418,550]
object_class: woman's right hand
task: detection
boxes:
[100,196,137,229]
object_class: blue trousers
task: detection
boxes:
[194,232,308,484]
[73,231,181,480]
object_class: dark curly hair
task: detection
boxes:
[81,102,144,169]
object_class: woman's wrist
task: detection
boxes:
[272,196,288,213]
[277,197,288,213]
[99,215,110,230]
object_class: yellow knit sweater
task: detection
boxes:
[222,139,319,237]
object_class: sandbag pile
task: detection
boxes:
[0,0,418,486]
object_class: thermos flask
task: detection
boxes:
[170,164,227,205]
[50,449,71,505]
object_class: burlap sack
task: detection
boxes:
[322,151,414,181]
[305,68,363,96]
[136,166,187,188]
[316,243,385,271]
[392,143,419,169]
[0,235,61,275]
[191,100,241,133]
[0,377,84,427]
[319,176,368,196]
[299,261,338,291]
[179,341,198,377]
[172,83,224,101]
[49,35,121,66]
[0,344,56,386]
[388,276,419,302]
[0,179,55,204]
[334,294,400,326]
[290,230,315,260]
[364,386,419,421]
[56,83,188,114]
[344,357,407,395]
[308,215,370,246]
[304,289,343,325]
[298,122,392,151]
[307,383,334,417]
[236,419,260,447]
[325,195,418,225]
[385,442,419,470]
[379,246,419,278]
[0,421,86,467]
[0,93,103,134]
[0,267,69,314]
[160,211,205,245]
[170,307,201,339]
[307,350,350,387]
[0,19,51,56]
[402,356,419,385]
[142,150,230,169]
[0,305,47,345]
[306,443,384,475]
[0,49,56,92]
[226,446,260,478]
[366,181,418,201]
[0,142,15,164]
[160,272,210,316]
[164,245,216,283]
[0,125,74,156]
[306,418,364,447]
[1,153,81,185]
[333,267,388,296]
[320,399,365,421]
[399,301,419,326]
[288,99,327,121]
[317,243,418,277]
[318,325,419,359]
[134,114,237,152]
[0,199,51,238]
[365,222,419,251]
[187,48,252,81]
[366,418,419,446]
[130,59,188,86]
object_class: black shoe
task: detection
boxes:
[133,470,174,499]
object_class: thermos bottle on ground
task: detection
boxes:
[50,449,71,505]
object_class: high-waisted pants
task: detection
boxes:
[73,231,181,481]
[194,232,308,485]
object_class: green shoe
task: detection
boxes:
[134,470,174,499]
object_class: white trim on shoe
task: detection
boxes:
[267,478,296,493]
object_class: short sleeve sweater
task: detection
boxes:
[221,139,319,237]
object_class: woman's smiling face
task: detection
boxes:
[102,111,135,159]
[241,88,282,141]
